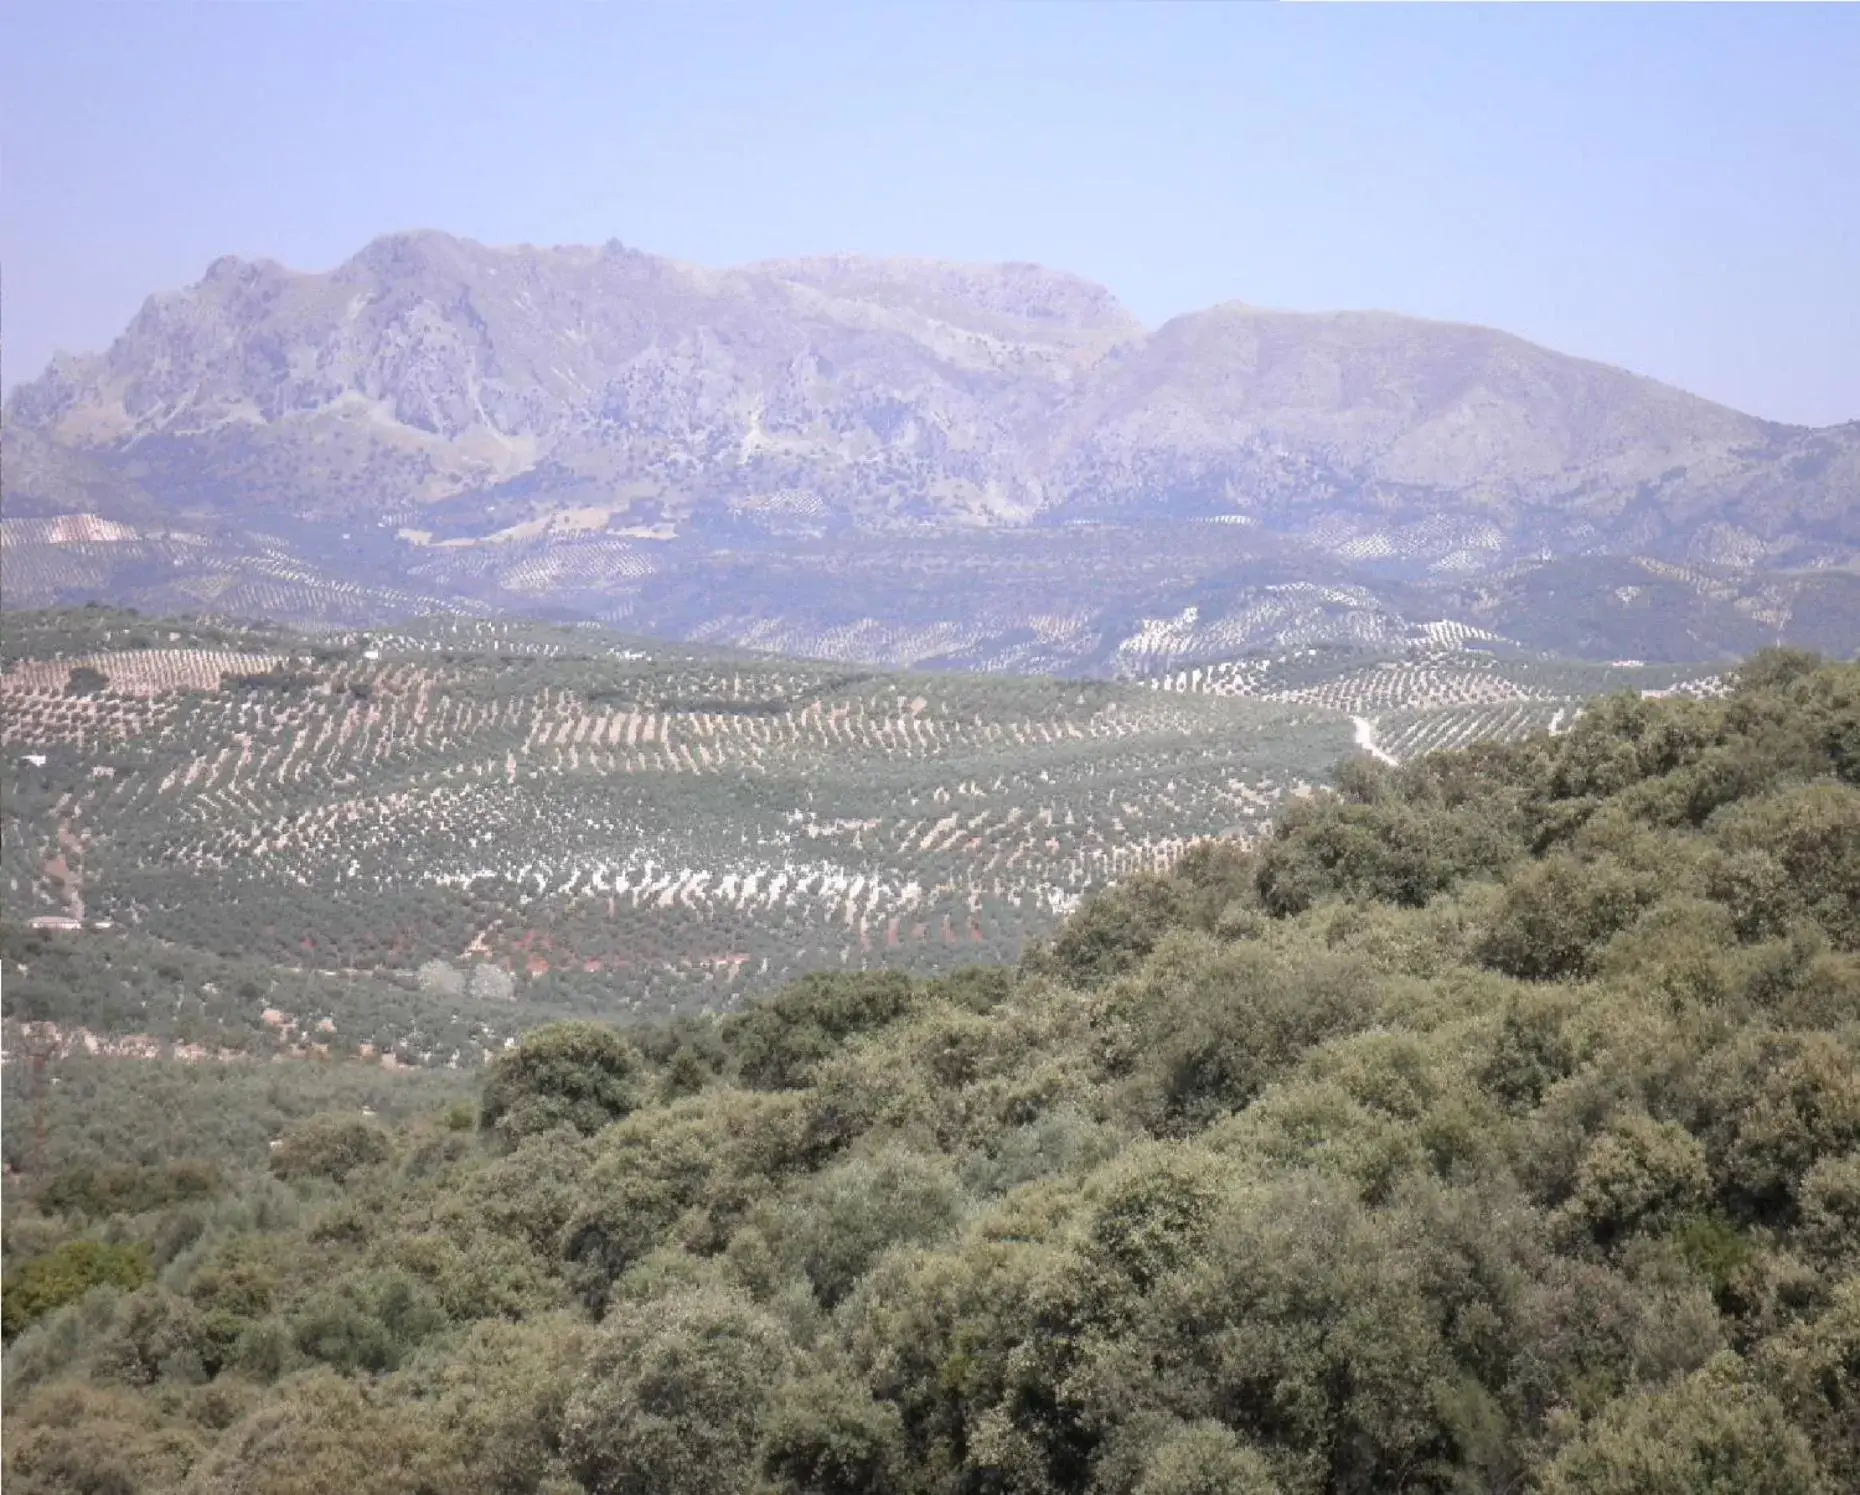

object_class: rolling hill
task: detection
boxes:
[2,609,1724,1061]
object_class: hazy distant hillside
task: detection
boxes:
[1048,305,1854,557]
[5,232,1857,661]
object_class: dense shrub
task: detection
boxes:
[185,1370,463,1495]
[41,1159,224,1218]
[1039,874,1188,987]
[268,1113,392,1183]
[561,1284,791,1495]
[2,1239,152,1340]
[1561,1112,1711,1246]
[1479,854,1656,980]
[1255,795,1510,916]
[479,1021,644,1139]
[1539,1354,1826,1495]
[759,1373,906,1495]
[1132,1421,1282,1495]
[723,971,919,1089]
[1099,933,1376,1132]
[783,1146,964,1307]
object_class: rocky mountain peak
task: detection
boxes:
[3,234,1855,665]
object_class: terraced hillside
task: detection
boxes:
[10,509,1856,673]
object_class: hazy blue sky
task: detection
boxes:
[4,3,1856,424]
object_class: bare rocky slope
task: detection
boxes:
[5,231,1857,664]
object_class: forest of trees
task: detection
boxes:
[3,650,1857,1494]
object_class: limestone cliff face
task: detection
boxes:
[8,235,1146,527]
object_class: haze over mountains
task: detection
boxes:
[5,231,1858,667]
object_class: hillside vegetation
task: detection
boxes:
[4,650,1859,1494]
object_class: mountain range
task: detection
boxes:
[5,230,1858,667]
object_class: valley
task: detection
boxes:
[6,15,1859,1493]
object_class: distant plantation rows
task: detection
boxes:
[5,612,1747,1060]
[1147,646,1726,766]
[3,613,1350,1052]
[0,532,482,631]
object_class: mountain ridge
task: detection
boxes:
[5,230,1857,664]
